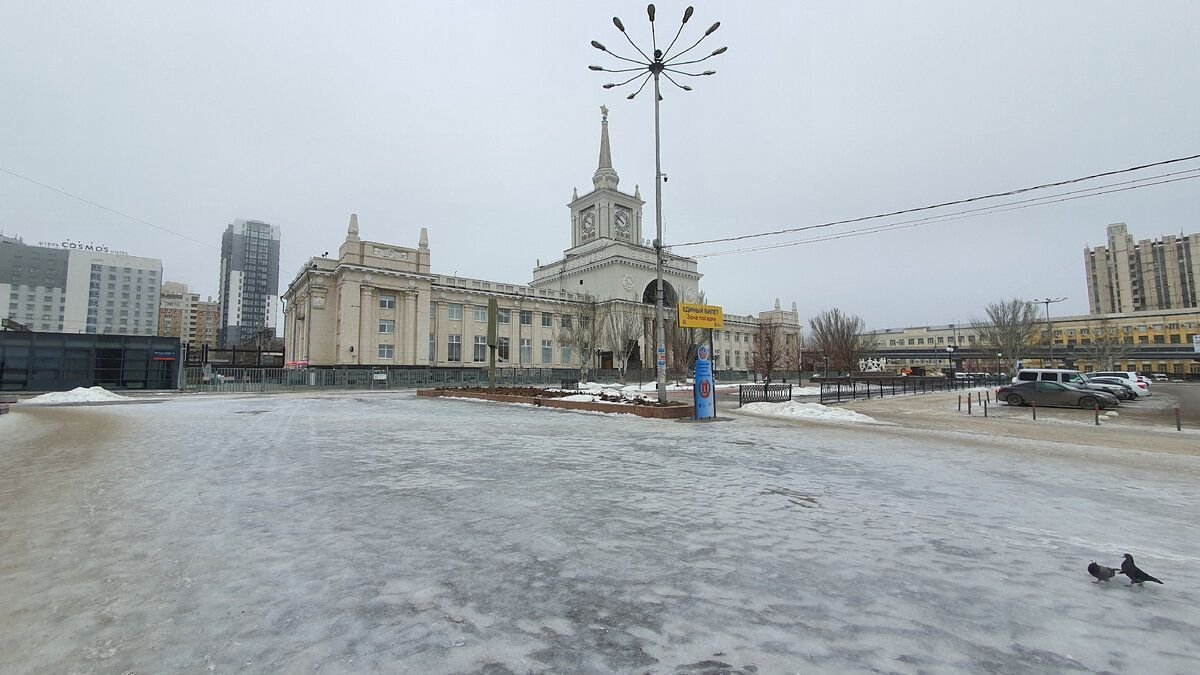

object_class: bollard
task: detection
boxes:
[1177,406,1182,431]
[958,394,962,411]
[968,395,972,415]
[986,390,991,404]
[1032,401,1037,420]
[1094,403,1100,426]
[977,391,982,407]
[984,399,988,417]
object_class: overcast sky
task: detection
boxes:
[3,1,1199,330]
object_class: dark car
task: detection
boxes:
[996,381,1120,409]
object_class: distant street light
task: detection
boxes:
[590,4,726,404]
[996,352,1002,381]
[1032,297,1067,367]
[945,345,955,376]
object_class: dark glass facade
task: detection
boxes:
[0,332,180,391]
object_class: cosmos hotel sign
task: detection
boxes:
[677,302,724,329]
[36,240,131,256]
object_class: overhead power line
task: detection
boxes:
[691,171,1200,259]
[0,166,218,250]
[675,152,1200,248]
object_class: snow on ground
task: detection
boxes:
[2,392,1199,673]
[740,400,885,424]
[791,386,821,396]
[22,386,131,405]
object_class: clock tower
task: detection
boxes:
[531,107,700,305]
[567,106,644,248]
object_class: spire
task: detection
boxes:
[346,213,360,242]
[419,227,429,250]
[592,105,620,190]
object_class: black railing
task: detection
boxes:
[819,376,1003,404]
[738,383,794,407]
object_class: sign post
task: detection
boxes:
[693,344,715,420]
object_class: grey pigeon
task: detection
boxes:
[1120,553,1163,586]
[1088,561,1120,583]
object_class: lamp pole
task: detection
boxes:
[997,352,1002,383]
[591,4,725,404]
[1033,297,1067,367]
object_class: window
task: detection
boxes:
[475,305,487,322]
[561,315,571,328]
[497,337,510,361]
[917,338,925,345]
[735,351,741,367]
[379,319,395,334]
[520,338,532,363]
[474,336,487,362]
[429,334,436,361]
[448,334,462,362]
[429,302,436,320]
[379,294,396,309]
[520,310,532,326]
[937,337,944,344]
[541,312,553,328]
[561,346,572,364]
[542,339,553,363]
[498,309,510,324]
[378,344,395,359]
[448,303,463,320]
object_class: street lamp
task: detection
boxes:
[945,346,954,377]
[591,4,725,404]
[1032,297,1067,367]
[996,352,1002,382]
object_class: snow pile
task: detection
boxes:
[24,386,130,405]
[619,381,692,392]
[740,400,883,424]
[791,386,821,396]
[557,394,597,402]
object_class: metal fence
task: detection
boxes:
[738,383,794,407]
[180,366,641,393]
[819,376,1003,404]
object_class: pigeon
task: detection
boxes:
[1088,561,1120,583]
[1120,553,1163,586]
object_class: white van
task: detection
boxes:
[1012,368,1087,385]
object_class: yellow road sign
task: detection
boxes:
[678,303,724,329]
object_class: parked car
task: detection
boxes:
[1086,371,1151,396]
[996,381,1120,409]
[1087,375,1147,399]
[1012,368,1087,385]
[1152,373,1169,382]
[1078,378,1134,400]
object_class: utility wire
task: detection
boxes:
[0,166,219,250]
[692,172,1200,259]
[675,152,1200,248]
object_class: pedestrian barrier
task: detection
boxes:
[819,375,1000,404]
[738,383,793,407]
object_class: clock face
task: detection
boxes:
[615,210,630,237]
[582,211,596,238]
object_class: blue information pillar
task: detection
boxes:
[693,345,716,420]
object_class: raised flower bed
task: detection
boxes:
[416,386,694,419]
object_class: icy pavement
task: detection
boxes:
[2,392,1199,673]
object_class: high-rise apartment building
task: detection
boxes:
[1085,223,1200,314]
[2,234,162,334]
[218,219,281,348]
[158,281,219,349]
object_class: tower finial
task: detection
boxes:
[593,106,619,190]
[347,213,360,242]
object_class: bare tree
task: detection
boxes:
[558,297,606,383]
[971,299,1040,372]
[665,314,704,380]
[784,330,808,381]
[1078,316,1134,371]
[601,301,646,384]
[808,308,876,374]
[750,321,786,382]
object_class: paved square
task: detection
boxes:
[3,392,1199,673]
